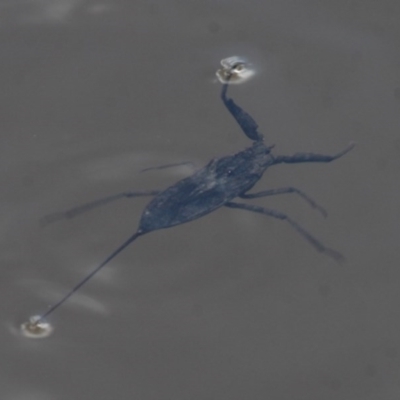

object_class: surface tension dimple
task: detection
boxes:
[216,56,256,84]
[20,315,53,338]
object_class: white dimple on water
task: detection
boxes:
[20,315,53,339]
[216,56,256,84]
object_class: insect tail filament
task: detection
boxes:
[34,231,144,326]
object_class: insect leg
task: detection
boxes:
[141,161,196,173]
[225,201,344,263]
[273,142,355,165]
[41,190,160,226]
[240,187,327,217]
[220,84,264,142]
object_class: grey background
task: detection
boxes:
[1,1,400,399]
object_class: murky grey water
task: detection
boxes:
[2,1,400,399]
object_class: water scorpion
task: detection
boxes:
[22,58,354,337]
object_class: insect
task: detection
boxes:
[23,61,354,336]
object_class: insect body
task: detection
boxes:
[140,141,273,232]
[23,66,354,335]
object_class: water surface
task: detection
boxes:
[2,1,400,399]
